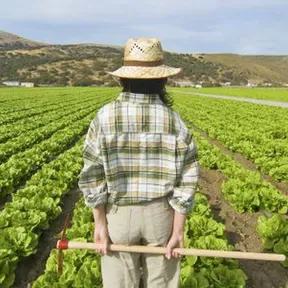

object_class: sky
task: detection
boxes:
[0,0,287,55]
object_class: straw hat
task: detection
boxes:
[107,38,182,79]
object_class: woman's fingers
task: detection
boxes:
[103,241,108,255]
[96,242,108,255]
[99,243,106,255]
[95,241,101,254]
[94,225,111,255]
[177,240,184,258]
[172,251,182,258]
[166,246,172,259]
[94,236,103,254]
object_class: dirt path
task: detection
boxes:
[199,167,288,288]
[169,90,288,108]
[12,186,81,288]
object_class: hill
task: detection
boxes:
[199,53,288,84]
[0,30,49,51]
[0,30,288,86]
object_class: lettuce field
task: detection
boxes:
[0,87,287,288]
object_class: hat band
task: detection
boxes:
[123,60,164,67]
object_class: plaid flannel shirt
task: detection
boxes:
[78,92,200,213]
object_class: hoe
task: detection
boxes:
[56,216,286,277]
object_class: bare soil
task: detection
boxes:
[199,167,288,288]
[12,186,81,288]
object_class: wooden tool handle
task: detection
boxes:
[57,240,286,262]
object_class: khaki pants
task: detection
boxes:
[101,197,181,288]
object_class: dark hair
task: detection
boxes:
[120,78,173,107]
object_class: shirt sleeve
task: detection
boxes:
[169,116,200,214]
[78,116,108,208]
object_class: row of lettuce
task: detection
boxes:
[0,87,118,122]
[0,89,117,287]
[0,93,115,199]
[0,112,93,199]
[0,101,102,163]
[0,136,85,287]
[172,92,288,182]
[195,129,288,267]
[172,101,288,268]
[0,93,100,143]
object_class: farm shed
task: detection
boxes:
[21,82,34,87]
[2,81,20,86]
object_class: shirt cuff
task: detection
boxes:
[168,194,194,214]
[84,192,108,208]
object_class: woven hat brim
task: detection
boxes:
[107,65,182,79]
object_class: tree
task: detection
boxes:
[73,77,95,86]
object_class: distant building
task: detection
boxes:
[262,82,272,87]
[2,81,34,87]
[21,82,34,87]
[2,81,20,87]
[174,81,195,87]
[247,82,256,87]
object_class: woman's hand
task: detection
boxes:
[94,223,110,255]
[165,209,186,259]
[93,205,110,255]
[165,231,184,259]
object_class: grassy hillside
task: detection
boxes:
[0,44,123,86]
[199,54,288,84]
[0,30,48,51]
[1,30,288,86]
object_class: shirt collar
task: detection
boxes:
[117,92,163,104]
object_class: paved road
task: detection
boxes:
[169,90,288,108]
